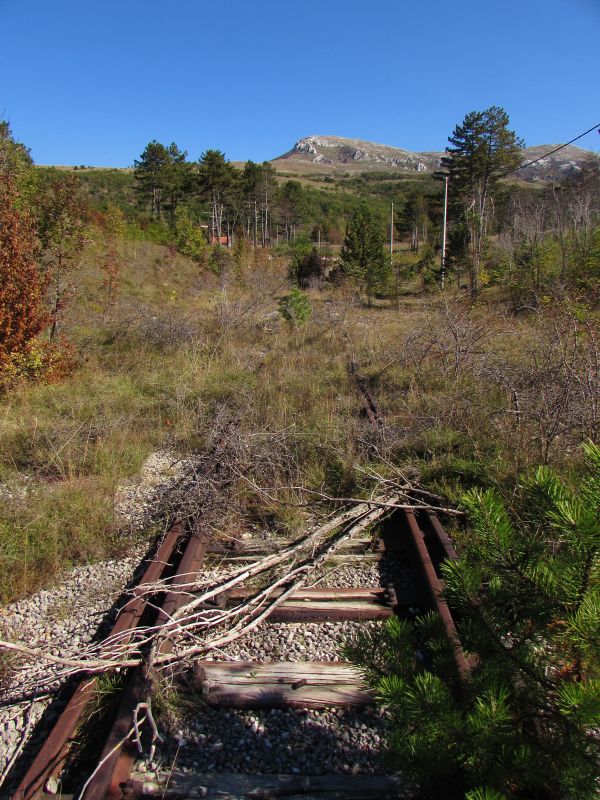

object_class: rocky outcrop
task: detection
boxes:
[278,135,597,181]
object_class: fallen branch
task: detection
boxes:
[76,714,147,800]
[151,499,397,664]
[0,498,387,680]
[236,477,462,516]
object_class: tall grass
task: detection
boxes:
[1,237,595,602]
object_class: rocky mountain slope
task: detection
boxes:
[272,135,597,182]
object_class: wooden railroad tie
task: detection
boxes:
[193,660,374,709]
[125,770,405,799]
[218,585,424,622]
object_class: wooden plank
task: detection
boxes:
[194,660,374,709]
[267,601,393,622]
[201,683,374,709]
[324,553,380,563]
[226,586,388,602]
[195,660,364,685]
[125,770,405,799]
[236,537,380,558]
[222,552,381,566]
[220,586,424,620]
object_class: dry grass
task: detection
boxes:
[0,236,596,602]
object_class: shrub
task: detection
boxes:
[0,174,49,369]
[346,442,600,799]
[278,288,312,327]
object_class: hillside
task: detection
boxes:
[271,134,597,181]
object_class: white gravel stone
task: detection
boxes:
[0,548,147,780]
[114,450,194,530]
[0,448,204,784]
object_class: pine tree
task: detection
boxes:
[442,107,523,300]
[174,207,207,263]
[133,140,172,222]
[346,442,600,799]
[197,149,237,243]
[277,180,306,243]
[291,247,323,288]
[162,143,190,229]
[341,204,391,303]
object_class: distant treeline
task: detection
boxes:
[37,141,447,249]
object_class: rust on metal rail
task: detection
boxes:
[16,502,469,800]
[12,520,185,800]
[423,509,458,561]
[81,528,210,800]
[402,509,470,682]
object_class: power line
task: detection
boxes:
[501,121,600,177]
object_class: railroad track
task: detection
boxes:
[10,501,466,800]
[8,372,467,800]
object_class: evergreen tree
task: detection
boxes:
[174,206,207,262]
[197,149,237,243]
[278,287,312,327]
[162,143,190,229]
[442,107,523,300]
[241,160,262,245]
[398,190,431,253]
[133,140,173,221]
[291,247,323,288]
[259,161,277,246]
[341,203,391,302]
[346,443,600,799]
[277,180,306,243]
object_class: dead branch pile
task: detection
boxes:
[0,495,400,698]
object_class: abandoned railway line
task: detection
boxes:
[1,371,468,800]
[3,492,465,800]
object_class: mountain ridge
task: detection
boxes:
[271,134,597,182]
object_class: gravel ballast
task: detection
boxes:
[1,499,419,791]
[0,550,147,785]
[150,705,390,777]
[139,545,419,780]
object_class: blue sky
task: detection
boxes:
[2,0,599,166]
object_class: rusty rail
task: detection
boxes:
[403,509,470,682]
[81,528,210,800]
[12,504,467,799]
[12,520,186,800]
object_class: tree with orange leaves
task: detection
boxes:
[0,173,49,368]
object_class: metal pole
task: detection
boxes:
[390,202,394,255]
[441,176,448,289]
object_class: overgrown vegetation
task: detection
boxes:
[0,110,599,796]
[346,443,600,799]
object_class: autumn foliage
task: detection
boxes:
[0,173,49,368]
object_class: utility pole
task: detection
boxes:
[441,175,448,289]
[391,202,399,309]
